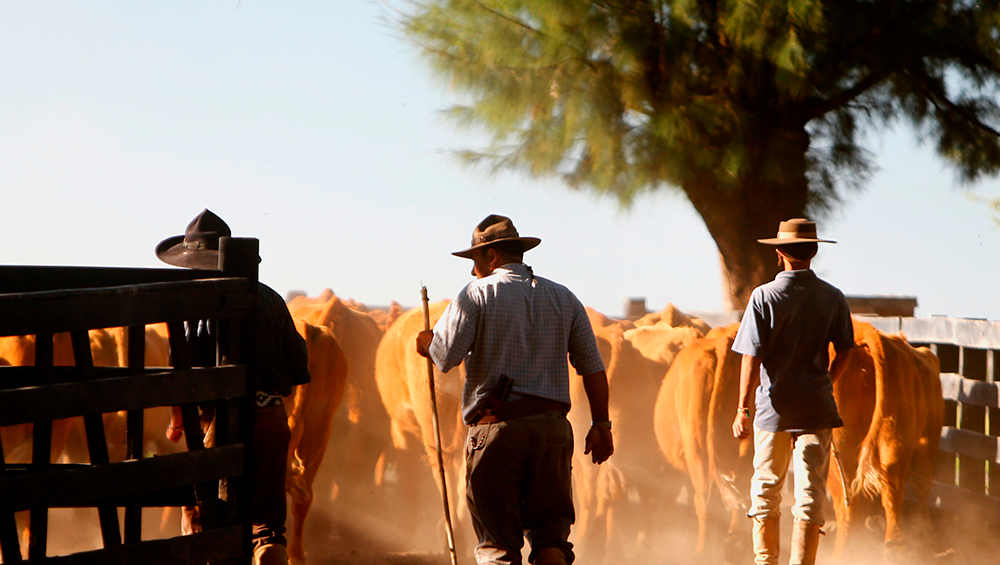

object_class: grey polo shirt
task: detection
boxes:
[732,269,855,432]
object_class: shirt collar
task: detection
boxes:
[493,262,529,276]
[776,269,816,281]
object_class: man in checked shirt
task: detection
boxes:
[416,214,613,565]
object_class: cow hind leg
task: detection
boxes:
[723,506,750,564]
[690,477,711,555]
[287,486,311,565]
[880,459,910,563]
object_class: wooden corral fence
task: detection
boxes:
[0,237,260,564]
[864,316,1000,529]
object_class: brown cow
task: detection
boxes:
[0,329,123,558]
[101,324,177,465]
[114,317,348,563]
[373,300,469,553]
[654,319,944,562]
[568,310,669,563]
[652,323,751,562]
[624,324,705,379]
[826,319,944,559]
[338,297,404,331]
[634,303,712,335]
[286,291,390,535]
[0,330,122,465]
[285,317,349,565]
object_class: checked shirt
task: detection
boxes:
[429,263,604,425]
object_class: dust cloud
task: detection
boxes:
[14,456,1000,565]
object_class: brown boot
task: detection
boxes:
[254,543,289,565]
[789,521,822,565]
[533,547,569,565]
[752,516,780,565]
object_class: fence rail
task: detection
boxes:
[0,237,259,564]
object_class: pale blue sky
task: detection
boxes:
[2,1,999,321]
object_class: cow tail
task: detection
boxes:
[851,324,885,499]
[708,334,736,509]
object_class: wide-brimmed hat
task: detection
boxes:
[452,214,541,259]
[155,209,231,269]
[757,218,836,245]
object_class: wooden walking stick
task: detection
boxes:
[422,285,459,565]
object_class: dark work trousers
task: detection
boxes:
[252,402,291,551]
[465,412,575,565]
[182,403,290,551]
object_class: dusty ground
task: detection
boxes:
[293,489,1000,565]
[31,480,1000,565]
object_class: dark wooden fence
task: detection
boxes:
[0,237,259,564]
[864,316,1000,529]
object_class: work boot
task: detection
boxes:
[254,543,289,565]
[533,547,569,565]
[752,516,780,565]
[789,521,822,565]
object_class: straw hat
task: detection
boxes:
[452,214,541,259]
[757,218,836,245]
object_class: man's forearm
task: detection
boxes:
[737,354,762,410]
[582,370,610,422]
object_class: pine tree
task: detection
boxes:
[399,0,1000,309]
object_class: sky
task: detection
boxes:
[2,1,1000,322]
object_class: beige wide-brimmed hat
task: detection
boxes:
[452,214,541,258]
[757,218,836,245]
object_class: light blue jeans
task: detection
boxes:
[749,427,832,525]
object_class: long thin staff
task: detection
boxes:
[422,286,459,565]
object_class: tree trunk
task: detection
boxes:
[683,122,811,311]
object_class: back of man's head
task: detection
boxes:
[777,242,817,261]
[489,240,525,262]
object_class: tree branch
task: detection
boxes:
[914,71,1000,139]
[802,69,889,123]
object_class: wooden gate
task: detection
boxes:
[0,237,259,564]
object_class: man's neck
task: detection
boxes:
[783,259,811,271]
[490,257,521,271]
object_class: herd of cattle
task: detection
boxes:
[0,290,948,564]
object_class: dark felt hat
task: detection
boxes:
[155,209,231,269]
[452,214,541,259]
[757,218,836,245]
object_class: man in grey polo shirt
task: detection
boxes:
[416,214,613,565]
[731,218,855,565]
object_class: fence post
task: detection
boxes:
[218,237,259,565]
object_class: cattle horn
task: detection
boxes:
[422,285,459,565]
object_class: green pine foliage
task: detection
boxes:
[396,0,1000,307]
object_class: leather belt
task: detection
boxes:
[472,397,568,425]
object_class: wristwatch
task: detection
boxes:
[591,420,613,429]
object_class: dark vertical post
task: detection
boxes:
[218,236,259,565]
[988,350,999,495]
[0,439,20,565]
[960,347,987,493]
[27,332,54,560]
[124,324,146,543]
[166,320,216,533]
[71,330,122,549]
